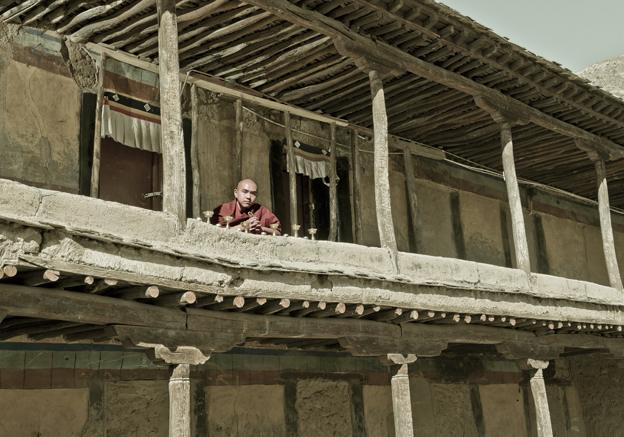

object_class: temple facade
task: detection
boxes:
[1,1,624,436]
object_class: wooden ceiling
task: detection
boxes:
[2,0,624,206]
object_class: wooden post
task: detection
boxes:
[349,129,362,243]
[234,98,243,182]
[190,84,201,218]
[403,150,418,252]
[527,359,554,437]
[594,158,623,289]
[148,345,210,437]
[500,122,531,273]
[388,354,417,437]
[157,0,186,225]
[90,52,106,198]
[169,363,191,437]
[328,123,338,241]
[368,70,398,253]
[285,111,298,232]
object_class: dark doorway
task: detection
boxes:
[270,141,352,241]
[98,138,163,211]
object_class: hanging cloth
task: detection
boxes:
[286,140,331,180]
[101,91,162,153]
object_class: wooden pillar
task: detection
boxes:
[169,363,191,437]
[157,0,186,225]
[234,98,243,182]
[350,129,362,244]
[368,70,398,253]
[328,123,338,241]
[190,84,201,218]
[527,359,553,437]
[500,122,531,273]
[594,158,623,289]
[403,150,419,252]
[149,345,210,437]
[388,354,417,437]
[285,111,298,233]
[90,52,106,198]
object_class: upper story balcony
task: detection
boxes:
[1,1,624,362]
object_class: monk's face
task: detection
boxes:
[234,180,258,210]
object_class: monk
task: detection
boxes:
[210,179,281,235]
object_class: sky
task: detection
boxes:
[437,0,624,72]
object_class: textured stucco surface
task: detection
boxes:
[363,385,395,437]
[0,388,89,436]
[295,379,353,437]
[480,384,528,437]
[104,380,169,437]
[0,31,81,193]
[430,383,479,436]
[205,384,286,437]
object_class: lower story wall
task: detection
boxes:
[0,345,618,436]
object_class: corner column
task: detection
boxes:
[388,353,417,437]
[594,157,622,289]
[527,359,553,437]
[151,345,210,437]
[369,70,398,254]
[157,0,186,225]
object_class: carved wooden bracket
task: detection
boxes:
[496,342,564,361]
[339,336,448,357]
[334,37,402,78]
[474,95,530,126]
[575,138,610,162]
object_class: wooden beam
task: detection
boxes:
[244,0,624,160]
[190,84,201,218]
[0,283,185,329]
[500,122,531,273]
[369,70,398,254]
[594,158,623,289]
[328,123,338,241]
[234,98,244,182]
[349,129,362,243]
[285,111,298,234]
[157,0,186,225]
[90,52,106,198]
[403,150,419,252]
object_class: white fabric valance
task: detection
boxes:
[101,92,161,153]
[286,141,331,180]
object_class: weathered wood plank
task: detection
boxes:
[0,283,185,329]
[349,129,362,243]
[403,150,419,252]
[157,0,186,225]
[500,122,531,273]
[328,123,338,241]
[369,70,398,254]
[90,52,106,198]
[285,111,298,233]
[190,84,201,218]
[594,158,623,289]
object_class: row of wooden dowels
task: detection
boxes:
[2,266,621,334]
[200,211,317,238]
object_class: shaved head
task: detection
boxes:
[234,179,258,210]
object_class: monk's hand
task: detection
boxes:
[248,216,261,231]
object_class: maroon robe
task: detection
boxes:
[210,200,281,234]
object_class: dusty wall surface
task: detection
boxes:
[295,378,353,437]
[104,380,169,437]
[205,384,286,437]
[0,27,82,193]
[0,388,89,436]
[362,385,395,437]
[569,354,624,437]
[480,384,528,437]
